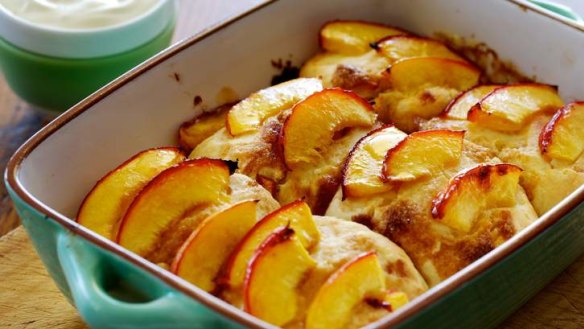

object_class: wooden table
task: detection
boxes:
[0,1,583,328]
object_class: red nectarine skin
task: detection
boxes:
[442,88,473,118]
[465,84,516,119]
[538,102,584,156]
[169,199,258,293]
[326,251,376,284]
[440,85,499,118]
[431,163,522,219]
[341,124,396,200]
[219,200,307,285]
[365,297,393,312]
[381,129,465,181]
[243,226,295,313]
[170,200,259,274]
[467,105,482,120]
[115,158,229,243]
[467,83,561,122]
[75,146,185,223]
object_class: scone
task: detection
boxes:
[326,128,538,286]
[288,215,428,329]
[423,84,584,215]
[300,21,480,132]
[191,86,377,214]
[216,201,428,329]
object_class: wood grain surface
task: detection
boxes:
[0,1,583,328]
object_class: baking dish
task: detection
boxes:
[5,0,584,328]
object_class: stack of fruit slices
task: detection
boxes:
[78,156,427,328]
[424,84,584,215]
[191,85,377,215]
[327,127,537,285]
[77,20,584,328]
[301,20,481,132]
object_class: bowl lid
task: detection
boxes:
[0,0,176,59]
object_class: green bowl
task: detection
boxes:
[0,20,175,114]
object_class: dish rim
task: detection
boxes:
[5,0,584,328]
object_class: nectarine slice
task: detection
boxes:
[539,102,584,162]
[382,130,464,182]
[221,200,319,290]
[116,158,230,256]
[375,35,464,63]
[320,20,407,54]
[171,200,258,292]
[178,104,231,151]
[342,125,407,198]
[305,251,395,329]
[467,83,564,132]
[226,78,323,136]
[442,85,499,120]
[77,147,185,240]
[243,227,316,326]
[388,57,480,92]
[280,88,376,169]
[432,163,523,232]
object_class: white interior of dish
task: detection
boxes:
[16,0,584,219]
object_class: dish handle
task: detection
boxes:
[56,231,242,329]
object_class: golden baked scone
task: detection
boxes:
[219,210,428,329]
[372,56,480,132]
[191,117,287,182]
[300,50,390,99]
[364,164,535,286]
[300,21,480,132]
[326,130,538,285]
[190,199,427,328]
[423,85,584,215]
[299,21,406,99]
[191,86,376,214]
[287,215,428,329]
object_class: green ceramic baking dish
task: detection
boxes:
[5,0,584,328]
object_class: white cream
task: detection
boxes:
[0,0,161,30]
